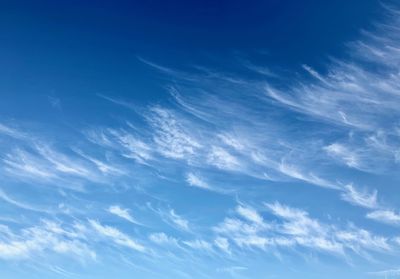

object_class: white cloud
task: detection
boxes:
[0,221,95,260]
[3,144,102,186]
[214,217,263,236]
[265,202,327,237]
[267,202,391,254]
[148,106,201,159]
[108,129,152,164]
[341,184,378,209]
[183,239,212,251]
[336,227,391,252]
[89,220,145,252]
[324,143,361,169]
[186,173,210,190]
[1,6,400,274]
[213,202,391,256]
[0,188,49,213]
[217,266,247,277]
[84,128,115,147]
[168,210,190,231]
[0,123,25,139]
[149,232,178,246]
[3,148,56,180]
[366,210,400,226]
[214,237,230,253]
[36,145,90,177]
[74,149,123,175]
[302,64,327,83]
[108,205,139,225]
[233,235,270,250]
[207,146,240,171]
[369,268,400,277]
[278,160,338,189]
[217,133,245,151]
[236,205,264,225]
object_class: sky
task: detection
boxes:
[0,0,400,278]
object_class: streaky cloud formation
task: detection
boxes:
[89,220,146,252]
[108,205,140,225]
[366,210,400,226]
[1,3,400,279]
[341,184,378,209]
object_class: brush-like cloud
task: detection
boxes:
[2,144,107,186]
[74,149,123,175]
[36,145,91,177]
[186,173,211,190]
[278,160,338,189]
[0,221,95,260]
[214,217,264,237]
[0,188,50,213]
[0,123,25,139]
[217,133,245,151]
[236,205,264,225]
[335,227,391,253]
[215,202,391,256]
[207,146,240,171]
[265,202,328,237]
[267,202,391,254]
[89,220,146,252]
[147,106,201,159]
[1,5,400,276]
[183,239,212,251]
[3,148,57,180]
[214,237,230,253]
[168,210,190,231]
[366,210,400,226]
[341,184,378,209]
[324,143,361,169]
[108,205,140,225]
[149,232,179,246]
[108,129,152,163]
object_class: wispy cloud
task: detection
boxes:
[214,237,230,254]
[185,173,211,190]
[0,188,50,213]
[214,201,393,257]
[0,221,95,260]
[369,268,400,277]
[149,232,179,246]
[0,123,26,139]
[47,96,61,110]
[1,5,400,277]
[107,129,152,164]
[2,145,101,187]
[324,143,362,170]
[366,210,400,226]
[89,220,146,252]
[278,159,338,189]
[182,239,212,251]
[341,184,378,209]
[168,210,190,231]
[217,266,247,277]
[236,205,264,225]
[147,106,201,160]
[108,205,140,225]
[207,146,241,171]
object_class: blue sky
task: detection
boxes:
[1,1,400,278]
